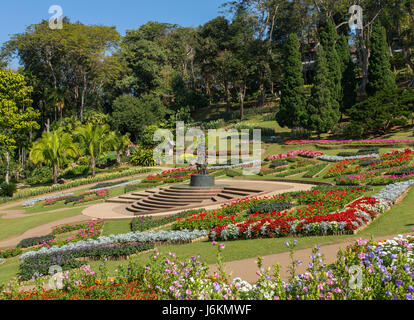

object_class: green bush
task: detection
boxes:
[61,165,91,179]
[225,169,243,177]
[130,146,156,167]
[269,160,289,168]
[247,202,293,214]
[0,182,17,197]
[18,235,55,248]
[26,167,53,185]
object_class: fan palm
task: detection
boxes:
[30,130,77,184]
[108,131,131,166]
[74,123,111,177]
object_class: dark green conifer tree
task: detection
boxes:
[276,33,306,128]
[305,45,340,136]
[336,35,358,114]
[367,21,397,96]
[320,20,342,109]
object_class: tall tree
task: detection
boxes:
[319,19,342,108]
[336,34,357,114]
[30,130,77,184]
[0,70,40,183]
[367,21,397,96]
[276,33,306,128]
[305,45,339,135]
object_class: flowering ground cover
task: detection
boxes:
[285,139,414,146]
[324,149,414,185]
[173,187,365,234]
[7,234,414,300]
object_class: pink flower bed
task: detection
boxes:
[265,150,323,161]
[285,139,414,145]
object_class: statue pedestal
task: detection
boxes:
[190,175,215,188]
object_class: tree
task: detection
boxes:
[111,94,166,142]
[319,19,342,108]
[336,35,358,114]
[29,130,77,184]
[276,33,306,128]
[348,88,411,135]
[108,131,131,166]
[0,70,40,183]
[367,21,397,96]
[305,45,339,135]
[3,20,121,123]
[74,123,112,177]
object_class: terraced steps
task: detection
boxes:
[121,184,264,215]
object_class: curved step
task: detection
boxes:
[151,194,207,203]
[142,198,192,207]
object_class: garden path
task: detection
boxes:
[0,215,90,248]
[209,233,413,282]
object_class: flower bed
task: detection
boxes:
[265,150,323,161]
[19,229,208,261]
[18,243,155,281]
[0,247,22,259]
[318,154,379,162]
[209,181,412,241]
[285,139,414,146]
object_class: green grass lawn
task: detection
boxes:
[0,207,84,242]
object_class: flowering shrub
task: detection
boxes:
[265,150,323,161]
[0,247,22,259]
[5,234,414,300]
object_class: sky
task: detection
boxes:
[0,0,228,67]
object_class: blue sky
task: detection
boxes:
[1,0,228,67]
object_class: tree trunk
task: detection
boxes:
[80,73,87,123]
[225,82,231,113]
[116,153,121,166]
[91,156,96,177]
[5,151,10,184]
[240,85,246,120]
[258,81,266,107]
[53,163,58,185]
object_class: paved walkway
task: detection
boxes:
[209,233,413,282]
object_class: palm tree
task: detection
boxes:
[30,130,77,184]
[108,131,131,166]
[74,123,111,177]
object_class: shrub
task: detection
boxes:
[64,196,84,205]
[0,182,17,197]
[18,235,56,248]
[359,159,383,167]
[225,170,243,177]
[61,165,91,179]
[246,202,293,214]
[130,146,156,167]
[269,160,289,168]
[26,167,53,185]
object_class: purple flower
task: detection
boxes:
[285,241,290,247]
[396,280,404,287]
[406,294,413,300]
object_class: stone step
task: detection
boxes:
[224,187,263,193]
[216,193,234,200]
[221,190,252,197]
[142,198,191,207]
[106,198,135,204]
[151,194,206,203]
[132,201,177,210]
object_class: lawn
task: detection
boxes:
[0,207,84,242]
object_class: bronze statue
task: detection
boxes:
[196,162,208,175]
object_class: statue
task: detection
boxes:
[196,162,208,175]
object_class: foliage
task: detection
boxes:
[276,34,306,128]
[367,21,396,96]
[0,182,17,197]
[348,88,411,134]
[129,146,156,167]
